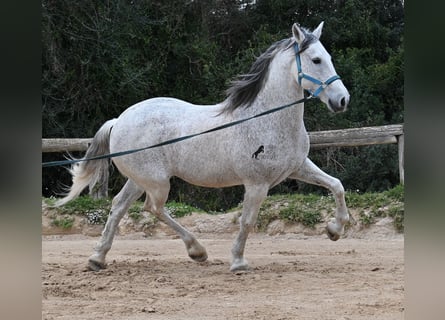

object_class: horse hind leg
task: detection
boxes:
[88,179,144,271]
[143,181,208,263]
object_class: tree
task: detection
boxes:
[42,0,404,205]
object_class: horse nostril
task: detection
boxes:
[328,98,347,113]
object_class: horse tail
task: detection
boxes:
[55,118,117,207]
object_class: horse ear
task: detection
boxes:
[312,21,324,39]
[292,23,305,44]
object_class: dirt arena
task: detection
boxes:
[42,228,404,320]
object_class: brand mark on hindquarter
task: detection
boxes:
[252,145,265,159]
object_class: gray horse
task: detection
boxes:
[56,22,350,272]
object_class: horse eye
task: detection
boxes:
[312,58,322,64]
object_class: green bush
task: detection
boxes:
[42,0,404,208]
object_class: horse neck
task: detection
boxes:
[241,50,305,120]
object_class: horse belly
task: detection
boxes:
[169,138,242,188]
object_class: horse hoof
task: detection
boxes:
[230,259,249,272]
[187,241,208,262]
[88,259,106,271]
[189,251,208,262]
[326,228,340,241]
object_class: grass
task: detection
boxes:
[44,196,112,225]
[43,185,404,232]
[51,216,75,229]
[256,193,334,230]
[43,196,204,225]
[345,184,404,232]
[44,196,112,215]
[165,201,204,218]
[256,185,404,232]
[126,200,204,219]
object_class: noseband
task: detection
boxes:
[294,42,341,98]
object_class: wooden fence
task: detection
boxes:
[42,124,404,197]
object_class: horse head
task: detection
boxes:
[292,22,350,113]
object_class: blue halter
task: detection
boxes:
[294,42,341,98]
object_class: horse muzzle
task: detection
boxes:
[328,94,349,113]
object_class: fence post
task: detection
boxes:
[397,134,404,185]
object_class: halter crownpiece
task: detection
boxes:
[294,43,341,98]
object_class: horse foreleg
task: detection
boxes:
[231,184,269,271]
[88,179,144,271]
[290,158,349,241]
[144,182,208,263]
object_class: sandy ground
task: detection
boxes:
[42,231,404,320]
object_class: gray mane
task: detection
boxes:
[221,28,317,114]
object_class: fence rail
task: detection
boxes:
[42,124,404,188]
